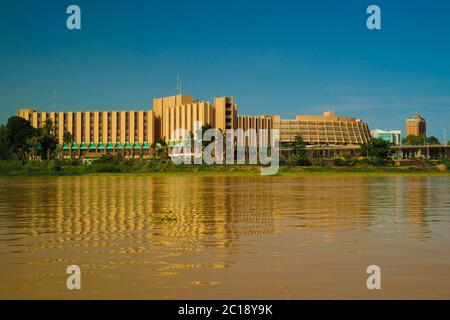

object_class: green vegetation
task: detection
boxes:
[402,134,441,146]
[0,124,10,160]
[0,116,448,177]
[281,135,312,166]
[426,136,441,145]
[0,156,448,177]
[403,134,425,146]
[1,116,38,160]
[0,116,58,160]
[360,138,390,157]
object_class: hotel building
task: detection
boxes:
[406,114,426,137]
[17,94,372,157]
[17,108,156,153]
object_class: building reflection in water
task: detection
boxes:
[1,175,449,298]
[402,176,448,240]
[3,175,445,255]
[1,176,277,276]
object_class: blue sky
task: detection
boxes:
[1,0,449,139]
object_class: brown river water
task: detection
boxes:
[0,175,449,299]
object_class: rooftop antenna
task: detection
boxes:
[444,128,447,145]
[176,74,182,95]
[53,89,56,112]
[413,96,418,115]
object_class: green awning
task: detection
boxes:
[37,142,43,151]
[142,141,150,150]
[133,142,141,150]
[124,141,132,149]
[173,141,190,148]
[97,142,105,150]
[180,140,191,147]
[156,143,162,149]
[88,142,96,150]
[80,142,87,150]
[115,141,123,149]
[106,142,115,150]
[63,143,71,150]
[71,142,79,150]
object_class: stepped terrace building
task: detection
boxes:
[17,94,372,158]
[272,112,371,145]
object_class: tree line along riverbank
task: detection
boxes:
[0,157,449,177]
[1,116,449,177]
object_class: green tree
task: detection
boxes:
[283,135,310,165]
[0,124,10,160]
[5,116,38,160]
[39,119,58,160]
[155,138,168,159]
[201,123,214,149]
[27,136,41,160]
[426,136,440,145]
[292,135,307,159]
[361,138,391,159]
[63,131,73,159]
[402,134,425,146]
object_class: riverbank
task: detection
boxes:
[0,159,449,177]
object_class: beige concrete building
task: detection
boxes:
[18,108,155,154]
[237,114,273,146]
[152,95,239,143]
[17,95,372,157]
[272,111,371,145]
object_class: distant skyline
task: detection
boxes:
[1,0,449,139]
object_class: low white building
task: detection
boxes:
[371,129,402,146]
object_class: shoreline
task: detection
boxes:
[1,164,449,178]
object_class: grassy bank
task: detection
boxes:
[0,159,449,177]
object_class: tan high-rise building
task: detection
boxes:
[406,114,426,137]
[152,94,238,143]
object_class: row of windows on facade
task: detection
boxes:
[277,127,366,132]
[279,131,367,136]
[33,113,150,126]
[278,123,366,128]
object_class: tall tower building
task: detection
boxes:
[406,114,426,137]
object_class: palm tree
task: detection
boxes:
[201,124,213,150]
[284,135,307,164]
[292,135,307,159]
[55,144,63,160]
[156,138,168,159]
[27,136,41,160]
[63,131,73,159]
[40,119,57,160]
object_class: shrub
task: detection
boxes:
[438,158,450,167]
[333,158,345,166]
[368,157,393,166]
